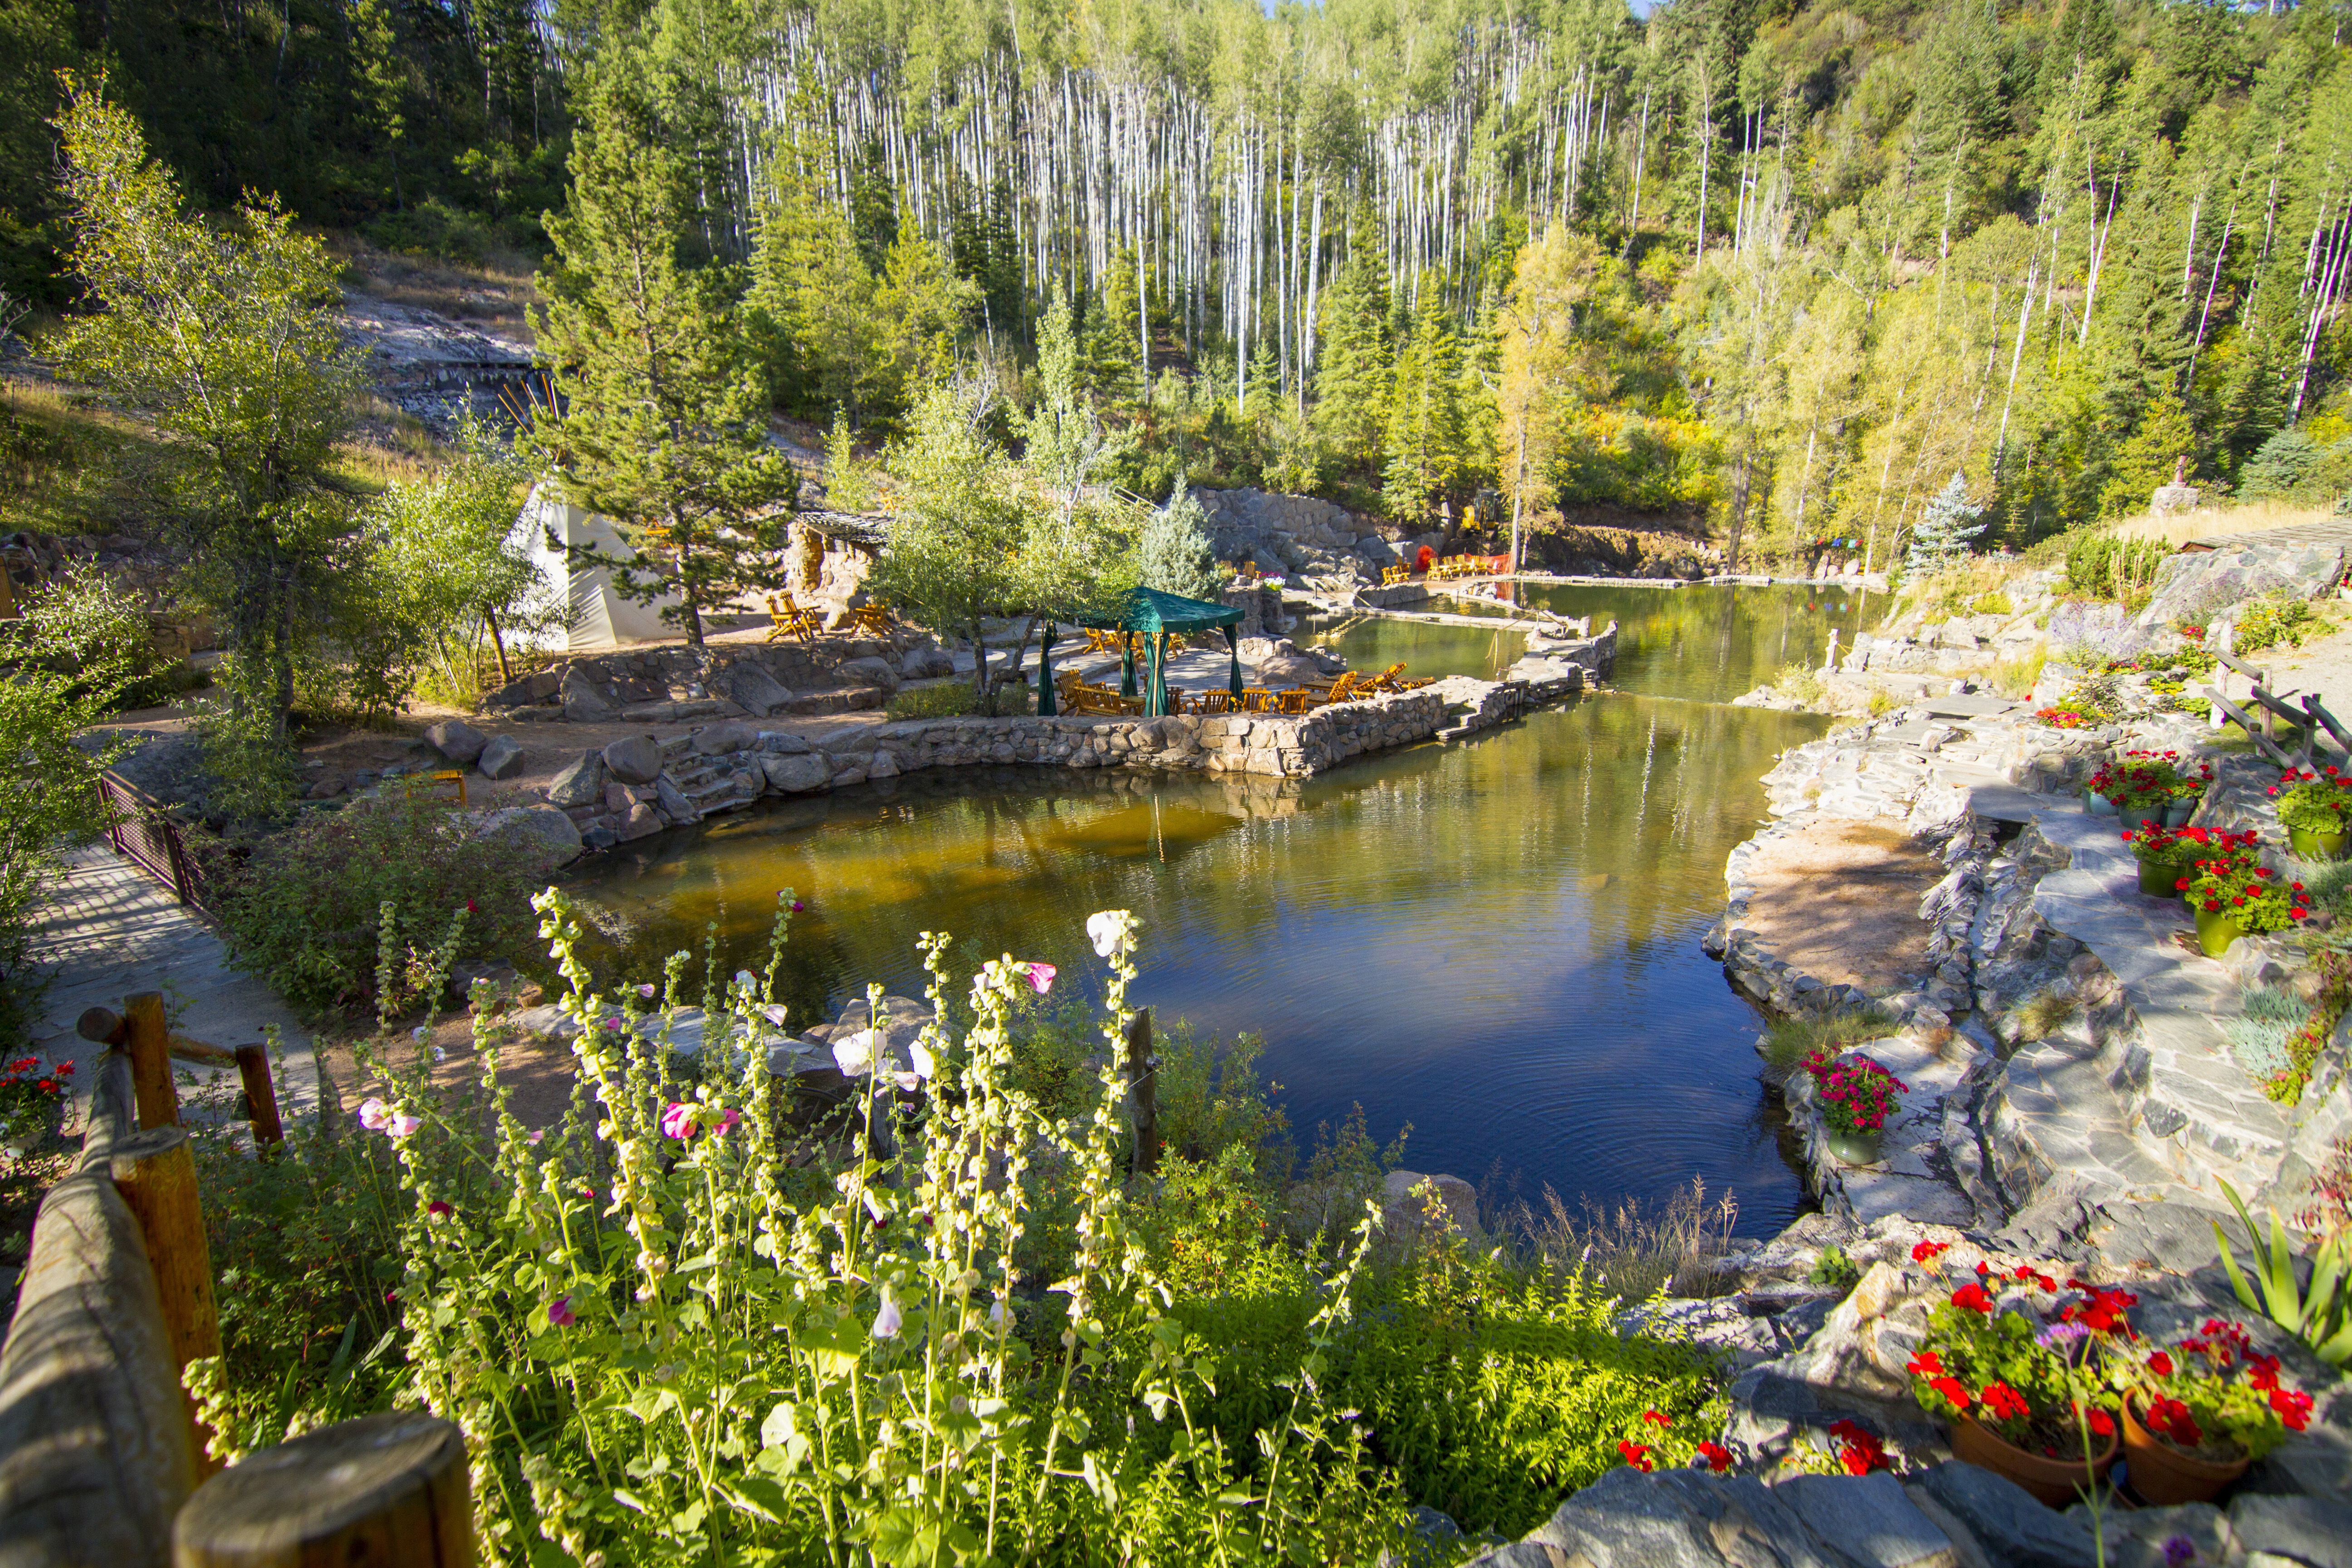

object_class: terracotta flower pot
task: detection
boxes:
[1950,1413,2120,1508]
[2121,1397,2249,1506]
[2138,858,2186,897]
[2288,824,2346,861]
[2192,905,2247,958]
[1825,1127,1882,1166]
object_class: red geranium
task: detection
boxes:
[1617,1440,1654,1472]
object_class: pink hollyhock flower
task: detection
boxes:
[426,1200,453,1217]
[358,1098,391,1132]
[1023,962,1057,995]
[661,1102,698,1139]
[548,1296,576,1328]
[385,1112,423,1138]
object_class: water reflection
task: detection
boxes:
[571,586,1856,1234]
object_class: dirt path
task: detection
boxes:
[1735,820,1943,996]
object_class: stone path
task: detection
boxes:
[25,844,321,1133]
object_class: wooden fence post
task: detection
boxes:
[1124,1008,1159,1177]
[110,1126,221,1468]
[125,992,179,1130]
[172,1410,474,1568]
[231,1047,283,1147]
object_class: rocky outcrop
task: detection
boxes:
[481,637,912,722]
[2140,539,2347,632]
[1191,487,1401,590]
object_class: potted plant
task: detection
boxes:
[2122,824,2200,897]
[2102,751,2193,833]
[1906,1259,2126,1506]
[2083,762,2121,815]
[2109,1320,2314,1504]
[2176,833,2311,956]
[1803,1047,1906,1166]
[2270,766,2352,860]
[0,1056,71,1161]
[2166,760,2216,828]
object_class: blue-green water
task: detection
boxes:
[572,584,1882,1234]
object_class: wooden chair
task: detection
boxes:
[1382,564,1410,586]
[1276,688,1317,715]
[1240,688,1275,713]
[848,603,893,636]
[1364,662,1409,691]
[764,593,800,643]
[1319,672,1367,705]
[1190,691,1236,715]
[783,610,823,643]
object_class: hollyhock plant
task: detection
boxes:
[1021,962,1057,996]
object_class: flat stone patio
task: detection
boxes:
[26,843,322,1135]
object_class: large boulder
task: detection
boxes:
[424,719,489,764]
[618,802,665,841]
[559,666,618,722]
[691,720,759,756]
[2138,540,2348,630]
[1380,1170,1480,1244]
[902,646,956,679]
[601,734,664,785]
[762,752,832,793]
[476,734,524,780]
[480,805,583,862]
[546,751,606,808]
[714,661,793,717]
[835,656,902,695]
[481,669,560,710]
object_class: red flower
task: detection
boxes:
[1828,1419,1888,1475]
[1979,1382,2031,1422]
[2147,1351,2175,1377]
[1907,1350,1945,1377]
[1618,1440,1654,1472]
[2245,1353,2281,1392]
[1911,1240,1950,1264]
[2147,1396,2203,1448]
[1929,1376,1972,1409]
[426,1200,453,1217]
[53,1063,73,1076]
[2087,1408,2115,1438]
[1950,1283,1995,1314]
[1642,1410,1672,1427]
[2270,1388,2313,1431]
[1695,1441,1734,1473]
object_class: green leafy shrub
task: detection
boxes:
[211,793,564,1014]
[1970,591,2014,616]
[1808,1245,1861,1292]
[887,680,1032,720]
[1760,1009,1897,1073]
[1990,648,2045,700]
[1340,1250,1722,1535]
[2064,533,2171,605]
[2232,591,2326,655]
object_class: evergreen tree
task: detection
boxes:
[746,104,878,420]
[1381,279,1468,524]
[1084,250,1146,407]
[823,408,873,511]
[2096,394,2198,519]
[1137,477,1222,601]
[1904,473,1988,576]
[1313,235,1395,473]
[533,53,793,646]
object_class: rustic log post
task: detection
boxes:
[1124,1008,1159,1177]
[172,1411,474,1568]
[110,1126,222,1469]
[124,992,179,1130]
[231,1047,283,1147]
[0,1052,196,1565]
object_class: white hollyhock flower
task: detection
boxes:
[909,1041,936,1080]
[831,1030,876,1077]
[872,1290,903,1339]
[1087,910,1133,958]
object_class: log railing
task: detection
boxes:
[0,995,470,1566]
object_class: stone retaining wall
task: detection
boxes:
[480,637,915,723]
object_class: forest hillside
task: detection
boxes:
[3,0,2348,570]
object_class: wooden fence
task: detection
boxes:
[0,995,471,1566]
[2197,649,2352,769]
[95,772,212,916]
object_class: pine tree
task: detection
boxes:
[823,407,872,511]
[1137,477,1221,601]
[2096,394,2199,519]
[1904,472,1988,576]
[533,53,793,645]
[1381,278,1467,524]
[745,104,877,420]
[1312,235,1395,473]
[1084,250,1145,407]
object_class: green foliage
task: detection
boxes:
[1903,474,1988,577]
[821,408,874,512]
[1759,1009,1896,1073]
[1990,648,2046,700]
[0,612,126,1039]
[1971,592,2014,617]
[532,53,794,646]
[2063,533,2172,605]
[2223,985,2316,1081]
[1136,479,1222,602]
[885,681,1029,721]
[1382,277,1469,524]
[372,416,555,708]
[211,793,564,1016]
[53,79,363,740]
[2016,988,2084,1042]
[1340,1249,1721,1536]
[2232,591,2326,655]
[2097,394,2199,520]
[1807,1245,1861,1293]
[2213,1179,2352,1367]
[1769,662,1826,706]
[12,559,177,709]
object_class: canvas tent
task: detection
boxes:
[509,485,681,651]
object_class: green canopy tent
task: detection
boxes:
[1049,587,1246,718]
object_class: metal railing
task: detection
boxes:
[94,770,210,916]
